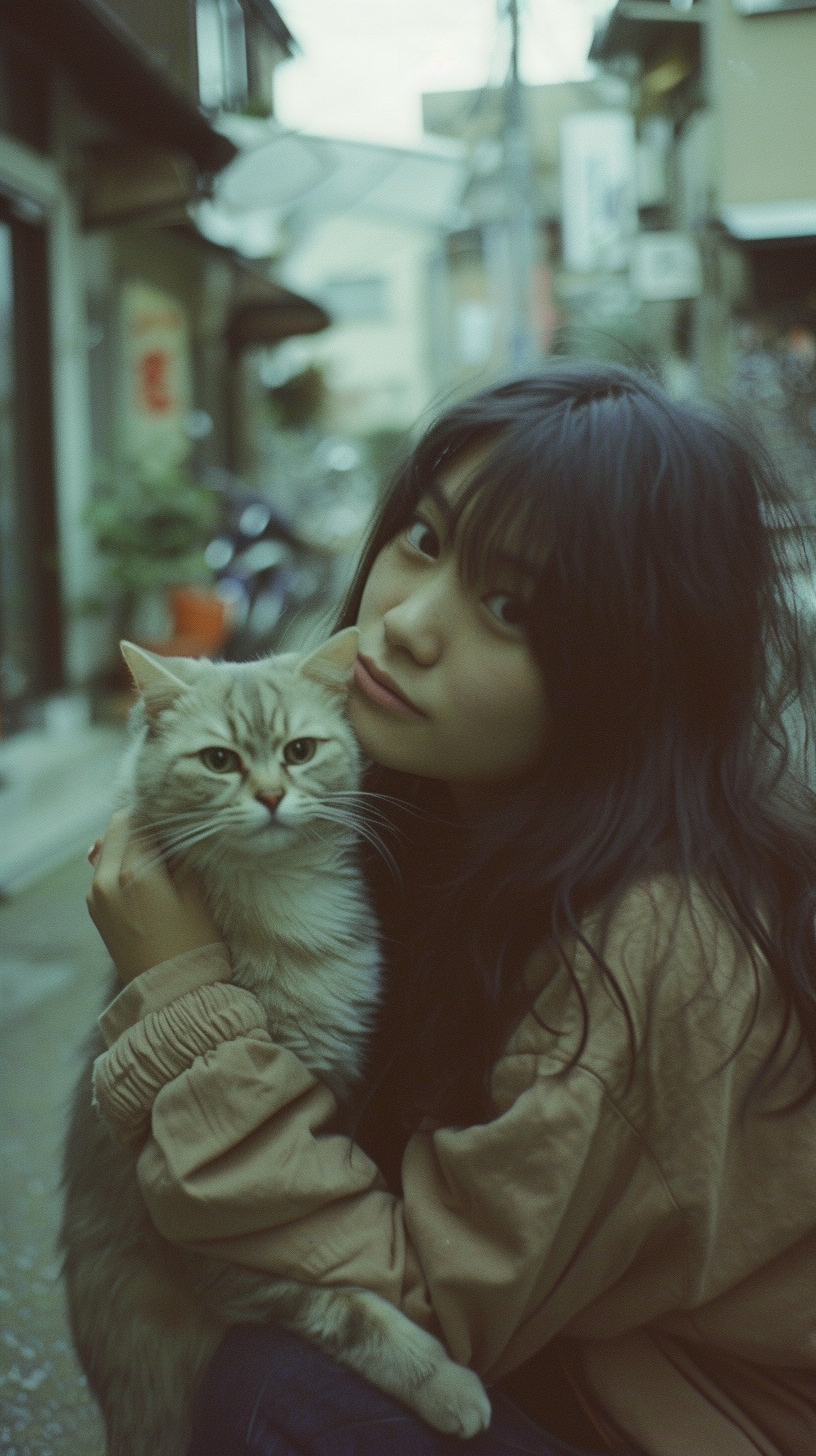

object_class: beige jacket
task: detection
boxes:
[93,879,816,1455]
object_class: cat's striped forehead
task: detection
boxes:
[166,662,348,756]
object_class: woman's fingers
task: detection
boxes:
[86,810,223,985]
[88,810,129,890]
[91,809,139,880]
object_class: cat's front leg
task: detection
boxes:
[188,1256,491,1439]
[297,1284,493,1440]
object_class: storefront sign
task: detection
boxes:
[631,232,702,301]
[119,280,192,478]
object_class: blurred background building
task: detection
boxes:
[0,5,815,1446]
[590,0,816,500]
[1,0,815,889]
[0,0,328,888]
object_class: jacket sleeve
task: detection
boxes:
[91,940,674,1378]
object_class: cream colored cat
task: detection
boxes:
[60,629,491,1456]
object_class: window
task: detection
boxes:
[196,0,248,112]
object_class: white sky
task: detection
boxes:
[274,0,615,148]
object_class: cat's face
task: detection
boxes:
[122,632,362,863]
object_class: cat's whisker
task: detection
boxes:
[133,809,215,826]
[134,807,247,833]
[130,823,230,857]
[308,807,401,882]
[324,789,441,837]
[327,807,394,839]
[306,805,367,833]
[164,819,232,850]
[132,808,248,841]
[322,792,396,829]
[129,833,212,864]
[330,789,436,822]
[132,807,233,827]
[138,819,233,865]
[327,790,408,813]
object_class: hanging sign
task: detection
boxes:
[560,111,638,274]
[119,280,192,478]
[631,232,702,301]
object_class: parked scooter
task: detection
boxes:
[199,471,335,661]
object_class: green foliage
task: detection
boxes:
[84,467,219,596]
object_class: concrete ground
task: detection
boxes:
[0,853,108,1455]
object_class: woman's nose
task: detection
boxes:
[382,587,445,666]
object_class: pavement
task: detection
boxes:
[0,723,125,898]
[0,852,108,1455]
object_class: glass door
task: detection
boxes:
[0,218,25,730]
[0,200,61,735]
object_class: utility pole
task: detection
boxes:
[503,0,540,371]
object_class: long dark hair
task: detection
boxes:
[337,363,816,1167]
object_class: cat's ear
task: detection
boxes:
[299,627,360,695]
[120,641,200,717]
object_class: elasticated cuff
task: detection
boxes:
[93,980,268,1145]
[99,943,232,1046]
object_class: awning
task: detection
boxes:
[721,202,816,241]
[192,120,467,259]
[2,0,236,177]
[226,292,330,354]
[165,223,329,351]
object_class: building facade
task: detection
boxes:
[0,0,329,739]
[591,0,816,500]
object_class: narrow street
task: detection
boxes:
[0,854,108,1455]
[1,0,816,1451]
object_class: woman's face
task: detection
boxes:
[349,452,548,803]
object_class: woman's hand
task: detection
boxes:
[87,811,222,985]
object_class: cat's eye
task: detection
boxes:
[283,738,317,765]
[200,746,242,774]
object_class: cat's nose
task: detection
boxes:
[257,790,284,815]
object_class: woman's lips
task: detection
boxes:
[353,656,425,718]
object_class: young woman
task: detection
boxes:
[87,364,816,1456]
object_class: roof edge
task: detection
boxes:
[2,0,237,175]
[242,0,298,56]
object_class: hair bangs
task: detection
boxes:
[447,437,556,606]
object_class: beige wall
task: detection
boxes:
[711,0,816,208]
[279,214,438,436]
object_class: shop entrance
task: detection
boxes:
[0,198,62,736]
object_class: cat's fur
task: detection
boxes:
[60,630,491,1454]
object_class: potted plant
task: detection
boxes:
[84,465,229,659]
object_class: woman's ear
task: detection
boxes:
[299,627,360,694]
[120,641,200,718]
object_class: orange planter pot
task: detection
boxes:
[169,586,229,643]
[138,586,232,660]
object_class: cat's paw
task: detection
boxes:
[413,1361,492,1439]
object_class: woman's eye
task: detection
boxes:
[283,737,317,765]
[484,593,527,629]
[200,746,241,773]
[403,517,440,558]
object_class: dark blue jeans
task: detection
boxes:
[187,1325,622,1456]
